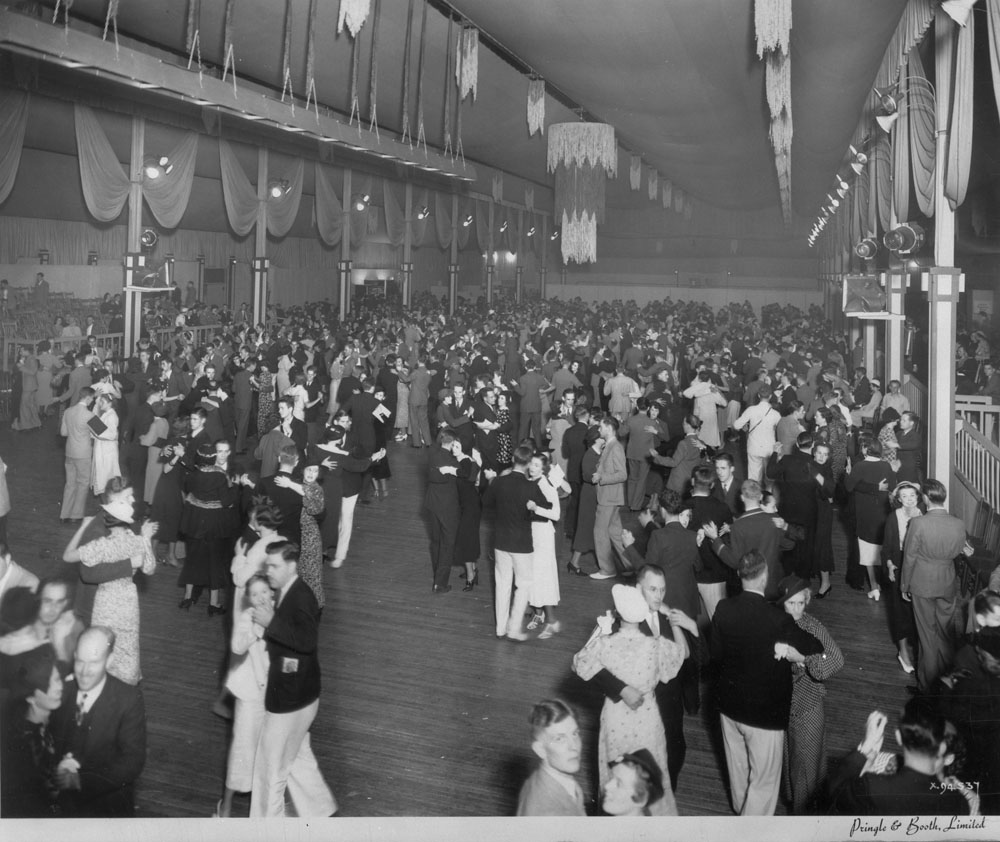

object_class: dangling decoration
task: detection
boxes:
[456,25,479,100]
[647,168,658,201]
[305,0,320,117]
[662,180,672,207]
[415,0,428,152]
[443,16,454,157]
[52,0,73,38]
[103,0,120,53]
[755,0,793,223]
[629,155,641,191]
[349,25,361,128]
[221,0,238,93]
[367,0,382,137]
[338,0,372,38]
[548,122,617,264]
[674,187,684,214]
[527,77,545,136]
[400,0,416,146]
[186,0,203,85]
[280,0,294,108]
[492,175,503,203]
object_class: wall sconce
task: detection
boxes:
[526,226,536,237]
[268,179,289,199]
[140,228,158,249]
[143,155,174,180]
[353,192,371,212]
[463,214,473,227]
[550,229,559,241]
[883,222,925,255]
[416,205,430,220]
[499,220,508,233]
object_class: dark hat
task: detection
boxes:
[776,575,811,604]
[609,749,664,806]
[438,388,452,401]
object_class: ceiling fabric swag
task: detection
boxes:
[945,10,974,211]
[266,158,304,238]
[382,180,405,247]
[142,132,199,230]
[892,72,911,224]
[457,26,479,101]
[74,104,130,223]
[433,192,452,250]
[875,134,892,232]
[527,78,545,136]
[338,0,371,38]
[219,139,259,237]
[315,165,344,247]
[349,176,373,250]
[908,50,936,217]
[411,188,429,247]
[473,197,491,253]
[0,90,29,206]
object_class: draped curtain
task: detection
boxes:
[218,140,303,238]
[908,51,936,217]
[411,188,429,247]
[944,9,974,211]
[0,90,29,206]
[75,105,199,228]
[434,192,453,250]
[315,165,344,247]
[874,134,892,232]
[892,73,911,224]
[474,197,491,253]
[382,179,406,247]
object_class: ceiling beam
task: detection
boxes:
[0,8,476,184]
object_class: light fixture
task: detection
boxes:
[850,145,868,175]
[354,193,370,212]
[499,220,508,233]
[854,237,879,260]
[883,222,925,255]
[142,155,173,180]
[550,229,559,241]
[463,214,473,227]
[416,205,430,220]
[826,194,839,209]
[267,179,289,199]
[140,228,158,249]
[874,78,935,132]
[526,226,536,237]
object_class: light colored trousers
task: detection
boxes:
[593,503,625,574]
[494,549,533,636]
[697,581,727,622]
[334,493,359,563]
[61,456,92,519]
[720,713,784,816]
[250,699,337,817]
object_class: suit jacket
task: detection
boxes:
[62,401,95,460]
[633,522,702,620]
[342,392,379,454]
[828,750,969,816]
[711,477,741,516]
[265,577,321,713]
[900,509,967,599]
[710,509,785,600]
[561,421,589,484]
[516,766,586,817]
[710,591,823,730]
[594,437,627,506]
[895,426,924,483]
[766,449,819,526]
[424,446,460,518]
[51,675,146,817]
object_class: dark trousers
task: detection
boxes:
[428,512,457,588]
[564,481,581,539]
[657,670,687,793]
[518,410,544,448]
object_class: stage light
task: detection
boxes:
[463,214,473,227]
[140,228,158,249]
[268,179,289,199]
[854,238,879,260]
[526,226,536,237]
[416,205,430,220]
[142,155,173,180]
[883,222,925,255]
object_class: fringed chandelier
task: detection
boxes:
[338,0,371,38]
[527,77,545,136]
[755,0,793,223]
[548,122,617,264]
[457,25,479,100]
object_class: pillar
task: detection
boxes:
[515,265,523,304]
[883,270,907,386]
[863,322,877,379]
[485,261,495,306]
[338,260,352,317]
[538,266,547,301]
[252,257,269,327]
[540,215,548,300]
[402,183,413,308]
[400,262,413,308]
[196,255,206,300]
[123,253,146,355]
[340,169,352,319]
[923,268,964,489]
[448,263,459,316]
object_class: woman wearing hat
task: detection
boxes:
[880,481,922,675]
[572,583,687,815]
[777,575,844,814]
[844,438,897,601]
[566,423,603,576]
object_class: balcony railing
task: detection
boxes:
[955,421,1000,513]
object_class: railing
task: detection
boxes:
[955,422,1000,513]
[901,373,927,421]
[956,395,1000,443]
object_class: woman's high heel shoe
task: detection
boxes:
[178,598,193,611]
[208,604,227,617]
[567,562,586,577]
[463,571,479,592]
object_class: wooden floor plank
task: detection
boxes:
[0,417,920,819]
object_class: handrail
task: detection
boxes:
[956,396,1000,443]
[901,374,927,421]
[955,422,1000,512]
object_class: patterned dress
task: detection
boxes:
[298,480,325,609]
[495,406,513,467]
[573,628,684,815]
[78,519,157,685]
[256,371,277,436]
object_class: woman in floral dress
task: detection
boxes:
[271,462,326,609]
[573,584,687,815]
[495,391,513,469]
[62,478,157,685]
[252,360,277,436]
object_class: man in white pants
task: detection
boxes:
[250,541,337,817]
[733,385,780,484]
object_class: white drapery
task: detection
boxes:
[0,90,29,206]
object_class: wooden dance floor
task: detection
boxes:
[1,419,919,819]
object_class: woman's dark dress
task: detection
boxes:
[179,468,238,590]
[572,447,600,554]
[454,463,482,566]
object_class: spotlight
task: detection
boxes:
[142,155,173,180]
[826,194,839,209]
[463,214,473,227]
[499,220,508,233]
[140,228,158,249]
[854,238,879,260]
[850,145,868,175]
[526,226,536,237]
[874,79,935,132]
[550,229,559,241]
[268,179,289,199]
[883,222,925,255]
[354,193,370,212]
[416,205,430,220]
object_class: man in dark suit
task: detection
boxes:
[687,465,734,621]
[231,355,254,453]
[711,452,741,516]
[766,431,819,580]
[51,626,146,817]
[583,564,698,793]
[424,430,461,594]
[561,405,592,543]
[829,699,970,816]
[711,550,823,815]
[471,385,503,473]
[441,382,475,454]
[702,479,786,600]
[250,540,337,817]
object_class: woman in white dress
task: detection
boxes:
[90,392,121,495]
[525,452,569,639]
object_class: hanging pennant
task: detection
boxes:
[186,0,203,84]
[367,0,382,136]
[415,0,428,152]
[305,0,320,117]
[492,175,503,203]
[662,180,672,207]
[527,77,545,136]
[221,0,238,92]
[648,168,658,201]
[755,0,793,223]
[280,0,294,107]
[400,0,416,146]
[662,187,670,209]
[457,25,479,100]
[338,0,372,38]
[525,187,534,212]
[629,155,641,191]
[103,0,120,53]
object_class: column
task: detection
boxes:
[122,253,146,356]
[400,262,413,308]
[338,260,352,317]
[448,263,459,316]
[515,265,523,304]
[863,322,876,379]
[340,169,352,319]
[540,216,548,300]
[883,270,907,385]
[252,258,269,328]
[538,266,547,301]
[486,261,495,305]
[923,268,963,488]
